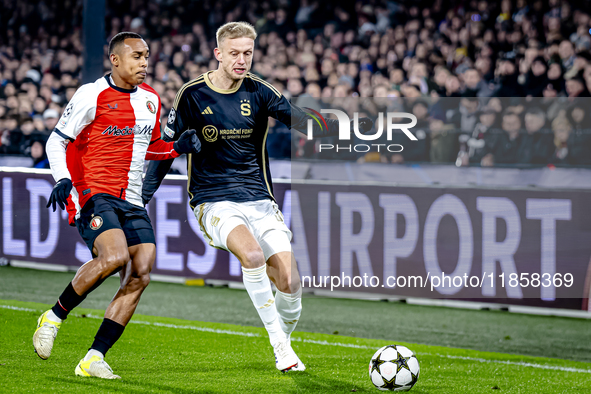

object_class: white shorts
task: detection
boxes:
[194,199,293,261]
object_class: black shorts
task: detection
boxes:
[75,193,155,257]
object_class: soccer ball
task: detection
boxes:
[369,345,419,391]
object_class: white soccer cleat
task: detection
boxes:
[290,356,306,371]
[286,338,306,371]
[33,310,61,360]
[75,356,121,379]
[273,339,303,372]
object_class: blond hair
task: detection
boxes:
[551,116,572,131]
[216,22,257,47]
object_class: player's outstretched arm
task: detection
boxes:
[145,129,201,160]
[44,83,97,211]
[264,89,373,138]
[45,130,74,211]
[173,129,201,154]
[289,103,373,137]
[142,159,173,206]
[143,129,200,205]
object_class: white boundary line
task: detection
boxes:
[3,304,590,374]
[432,354,591,374]
[8,261,591,319]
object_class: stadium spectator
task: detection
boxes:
[565,75,590,97]
[462,68,493,97]
[566,104,591,164]
[491,111,524,164]
[523,57,549,97]
[466,106,501,165]
[30,140,50,169]
[547,61,565,93]
[42,109,60,133]
[494,56,525,97]
[429,110,457,163]
[559,40,577,70]
[520,107,555,164]
[2,115,22,155]
[391,99,430,163]
[452,97,481,134]
[550,116,574,164]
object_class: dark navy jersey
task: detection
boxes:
[143,71,336,208]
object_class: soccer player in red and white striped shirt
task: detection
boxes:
[33,32,200,379]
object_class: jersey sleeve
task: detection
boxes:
[260,79,340,137]
[142,88,190,204]
[150,96,163,143]
[145,95,180,160]
[55,83,97,140]
[47,83,97,183]
[161,89,190,142]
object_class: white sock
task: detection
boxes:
[275,287,302,337]
[47,309,62,323]
[83,349,104,361]
[242,265,285,347]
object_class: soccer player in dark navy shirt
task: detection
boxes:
[142,22,371,372]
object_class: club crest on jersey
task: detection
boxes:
[240,99,251,116]
[146,100,156,114]
[90,216,103,230]
[168,108,176,124]
[203,125,218,142]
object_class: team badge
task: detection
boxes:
[90,216,103,230]
[146,100,156,114]
[59,103,74,127]
[164,126,175,139]
[240,99,251,116]
[168,108,176,124]
[63,103,73,118]
[202,125,218,142]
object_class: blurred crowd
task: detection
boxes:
[1,0,591,167]
[305,96,591,167]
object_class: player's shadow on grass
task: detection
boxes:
[288,372,372,393]
[289,373,429,394]
[50,376,218,394]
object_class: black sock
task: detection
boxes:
[51,282,87,320]
[90,319,125,356]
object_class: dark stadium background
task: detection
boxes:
[1,0,591,167]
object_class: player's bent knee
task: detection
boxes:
[122,272,151,293]
[134,265,152,288]
[101,251,130,273]
[133,273,151,290]
[275,272,297,294]
[241,249,266,269]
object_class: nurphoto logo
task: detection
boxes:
[304,108,418,154]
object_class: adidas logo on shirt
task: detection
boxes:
[201,106,213,115]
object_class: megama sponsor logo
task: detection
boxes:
[102,125,154,136]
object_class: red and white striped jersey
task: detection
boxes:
[54,74,179,224]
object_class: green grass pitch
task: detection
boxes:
[1,267,591,393]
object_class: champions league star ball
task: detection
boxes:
[369,345,420,391]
